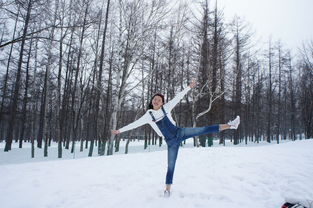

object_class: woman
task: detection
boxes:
[111,80,240,197]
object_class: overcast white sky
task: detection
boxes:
[214,0,313,51]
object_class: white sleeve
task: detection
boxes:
[118,112,149,133]
[164,86,191,111]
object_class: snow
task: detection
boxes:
[1,139,313,208]
[0,140,170,165]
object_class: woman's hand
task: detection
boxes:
[111,130,120,135]
[189,79,197,88]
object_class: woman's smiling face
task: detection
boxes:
[152,95,163,110]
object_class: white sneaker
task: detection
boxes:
[228,116,240,129]
[164,190,171,198]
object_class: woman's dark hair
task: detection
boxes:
[148,93,165,109]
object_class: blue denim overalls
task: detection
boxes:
[149,106,219,185]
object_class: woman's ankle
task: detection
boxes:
[165,184,171,191]
[219,124,230,131]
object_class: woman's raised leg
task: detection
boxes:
[177,116,240,142]
[178,125,220,142]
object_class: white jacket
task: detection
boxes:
[118,86,191,138]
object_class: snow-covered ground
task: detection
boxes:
[0,138,282,165]
[1,139,313,208]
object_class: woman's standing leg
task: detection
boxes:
[164,125,224,196]
[165,143,179,193]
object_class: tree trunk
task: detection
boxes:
[19,35,33,148]
[38,0,59,157]
[4,0,33,152]
[70,2,89,154]
[233,22,242,145]
[96,0,111,156]
[266,39,273,143]
[0,4,20,141]
[288,57,296,141]
[276,43,283,144]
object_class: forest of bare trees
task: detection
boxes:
[0,0,312,158]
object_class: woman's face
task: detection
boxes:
[152,95,163,110]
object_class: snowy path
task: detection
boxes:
[1,140,313,208]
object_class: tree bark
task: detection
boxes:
[19,35,33,148]
[5,0,33,152]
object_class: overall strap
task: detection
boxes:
[149,111,156,122]
[161,106,167,116]
[148,106,167,122]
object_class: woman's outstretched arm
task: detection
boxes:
[111,112,149,135]
[165,80,196,111]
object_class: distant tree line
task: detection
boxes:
[0,0,312,157]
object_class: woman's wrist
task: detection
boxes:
[111,129,121,135]
[189,80,196,88]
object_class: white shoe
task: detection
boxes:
[228,116,240,129]
[164,190,171,198]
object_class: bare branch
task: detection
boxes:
[0,21,98,49]
[195,90,224,120]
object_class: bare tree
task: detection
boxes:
[4,0,33,152]
[94,0,111,156]
[108,0,167,155]
[189,81,224,146]
[266,38,273,143]
[19,34,33,148]
[299,41,313,139]
[286,53,296,141]
[0,4,20,141]
[275,41,284,144]
[230,16,251,145]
